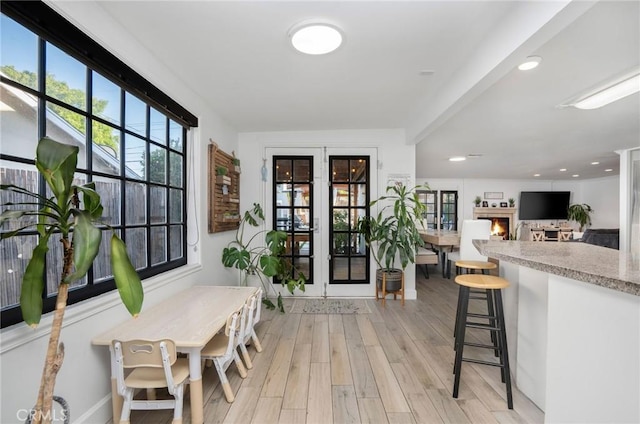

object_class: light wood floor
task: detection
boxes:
[130,267,544,423]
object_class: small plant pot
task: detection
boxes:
[376,268,403,292]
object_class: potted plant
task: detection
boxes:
[0,137,143,424]
[221,203,305,312]
[232,157,241,173]
[474,196,482,207]
[508,198,515,207]
[357,183,427,293]
[567,203,593,232]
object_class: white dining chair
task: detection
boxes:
[237,289,263,369]
[200,304,248,403]
[112,339,190,424]
[446,219,491,278]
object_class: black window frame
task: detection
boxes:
[0,1,197,328]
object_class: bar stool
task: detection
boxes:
[453,260,498,347]
[452,274,513,409]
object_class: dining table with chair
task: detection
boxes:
[419,229,460,277]
[92,285,258,424]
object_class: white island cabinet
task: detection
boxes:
[474,240,639,424]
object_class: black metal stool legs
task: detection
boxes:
[452,284,513,409]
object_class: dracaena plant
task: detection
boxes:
[0,137,143,424]
[221,203,305,312]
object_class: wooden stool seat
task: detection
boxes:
[454,260,497,271]
[455,274,509,290]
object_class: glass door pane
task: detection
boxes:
[273,157,313,284]
[329,156,369,284]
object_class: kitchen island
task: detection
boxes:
[473,240,639,424]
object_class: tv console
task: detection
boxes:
[530,226,573,242]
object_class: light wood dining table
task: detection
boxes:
[419,229,460,277]
[92,285,257,424]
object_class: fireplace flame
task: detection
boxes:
[491,221,506,236]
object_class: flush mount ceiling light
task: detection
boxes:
[518,56,542,71]
[449,156,466,162]
[289,21,343,55]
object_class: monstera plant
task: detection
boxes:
[0,137,143,424]
[221,203,305,312]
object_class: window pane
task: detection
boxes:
[150,186,167,224]
[1,83,38,157]
[351,257,366,280]
[94,176,121,225]
[275,159,292,182]
[333,184,349,206]
[169,225,183,260]
[1,234,38,310]
[46,43,86,111]
[126,182,146,225]
[0,162,39,230]
[169,151,182,187]
[351,184,367,207]
[150,226,167,266]
[125,228,147,270]
[1,16,38,90]
[92,120,120,175]
[45,102,87,169]
[351,159,367,182]
[93,229,117,282]
[169,119,182,151]
[125,92,146,136]
[276,184,292,206]
[150,108,166,144]
[92,72,120,125]
[332,159,349,182]
[293,159,310,181]
[333,258,348,280]
[169,188,182,223]
[149,145,166,184]
[47,233,88,295]
[124,134,145,180]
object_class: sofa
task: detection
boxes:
[578,228,619,250]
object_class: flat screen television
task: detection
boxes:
[518,191,570,220]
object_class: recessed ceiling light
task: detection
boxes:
[605,168,613,172]
[449,156,466,162]
[559,168,567,172]
[289,21,343,55]
[591,161,600,165]
[572,174,580,177]
[518,56,542,71]
[533,173,541,177]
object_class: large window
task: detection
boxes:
[0,2,197,328]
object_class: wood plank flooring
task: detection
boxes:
[130,268,544,423]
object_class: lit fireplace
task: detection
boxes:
[488,217,509,239]
[473,206,516,241]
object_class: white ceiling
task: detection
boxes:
[94,0,640,180]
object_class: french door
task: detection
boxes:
[266,147,376,298]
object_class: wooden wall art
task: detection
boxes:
[208,142,240,233]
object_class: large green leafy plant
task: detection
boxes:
[567,203,593,232]
[221,203,305,312]
[0,137,143,424]
[357,183,427,272]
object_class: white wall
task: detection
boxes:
[417,176,620,233]
[0,2,240,423]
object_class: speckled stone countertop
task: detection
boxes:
[473,240,640,297]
